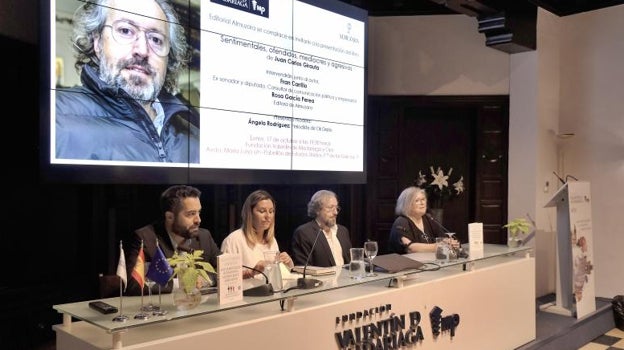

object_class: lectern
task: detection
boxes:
[543,181,596,318]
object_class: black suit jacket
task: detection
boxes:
[125,221,221,295]
[291,220,352,267]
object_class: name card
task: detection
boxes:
[217,253,243,304]
[468,222,484,258]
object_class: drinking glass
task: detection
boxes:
[152,284,168,316]
[446,232,459,260]
[141,262,158,313]
[364,241,378,277]
[435,237,449,261]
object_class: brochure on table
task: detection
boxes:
[468,222,484,258]
[217,254,243,304]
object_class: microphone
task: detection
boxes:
[425,213,452,234]
[297,229,324,289]
[242,265,274,296]
[553,171,565,185]
[565,174,578,182]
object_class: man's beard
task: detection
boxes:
[99,55,163,101]
[321,217,336,228]
[172,219,199,239]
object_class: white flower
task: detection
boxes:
[416,171,427,187]
[415,165,465,208]
[453,176,464,194]
[430,166,451,190]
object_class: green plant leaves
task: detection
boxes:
[503,218,532,238]
[167,250,216,294]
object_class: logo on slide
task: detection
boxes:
[212,0,270,18]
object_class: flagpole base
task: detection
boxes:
[133,312,151,320]
[112,314,128,323]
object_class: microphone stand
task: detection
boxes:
[297,229,324,289]
[242,265,274,296]
[426,213,468,259]
[553,171,566,185]
[426,212,453,234]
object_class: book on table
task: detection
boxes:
[291,265,336,276]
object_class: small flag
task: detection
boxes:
[146,244,174,286]
[116,241,127,291]
[132,243,145,289]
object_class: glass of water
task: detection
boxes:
[364,241,378,277]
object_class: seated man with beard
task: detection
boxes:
[125,185,221,295]
[291,190,352,267]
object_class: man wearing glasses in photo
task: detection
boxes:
[55,0,198,163]
[291,190,353,267]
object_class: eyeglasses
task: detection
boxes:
[103,20,170,57]
[324,205,341,213]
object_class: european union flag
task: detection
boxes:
[146,245,174,286]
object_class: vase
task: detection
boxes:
[172,277,202,311]
[507,236,522,248]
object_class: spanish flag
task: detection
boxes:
[131,243,145,289]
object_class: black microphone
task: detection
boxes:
[297,229,324,289]
[426,212,452,234]
[242,265,274,296]
[553,171,566,185]
[565,174,578,182]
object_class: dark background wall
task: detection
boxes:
[2,32,509,349]
[3,33,369,350]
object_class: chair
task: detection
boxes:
[98,274,122,298]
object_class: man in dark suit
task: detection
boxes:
[291,190,352,267]
[125,185,221,295]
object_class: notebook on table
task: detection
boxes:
[291,265,336,276]
[372,253,424,273]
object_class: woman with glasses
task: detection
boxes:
[55,0,198,163]
[291,190,353,267]
[388,186,453,254]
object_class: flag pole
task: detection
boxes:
[134,240,150,320]
[113,240,128,322]
[152,239,168,316]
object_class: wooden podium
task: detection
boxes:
[543,181,596,318]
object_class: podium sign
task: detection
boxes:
[543,181,596,318]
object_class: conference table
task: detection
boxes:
[53,244,535,349]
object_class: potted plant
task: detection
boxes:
[503,217,533,248]
[167,250,216,310]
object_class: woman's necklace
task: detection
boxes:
[409,215,430,243]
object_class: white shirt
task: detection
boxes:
[323,225,344,266]
[221,228,281,287]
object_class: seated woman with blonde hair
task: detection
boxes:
[221,189,294,281]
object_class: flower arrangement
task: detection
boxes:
[415,166,465,208]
